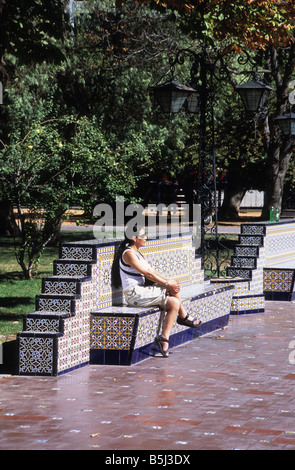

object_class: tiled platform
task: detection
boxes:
[17,234,234,375]
[1,300,295,451]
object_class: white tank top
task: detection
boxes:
[119,247,150,291]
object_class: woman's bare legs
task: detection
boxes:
[170,292,201,326]
[159,296,180,354]
[158,292,201,355]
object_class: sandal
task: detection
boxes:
[177,314,202,328]
[155,335,169,358]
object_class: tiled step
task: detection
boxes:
[231,294,265,315]
[36,294,76,317]
[210,278,251,296]
[240,224,265,236]
[227,267,253,279]
[209,278,264,314]
[235,245,260,257]
[53,259,93,278]
[231,256,257,269]
[60,244,97,261]
[18,332,60,376]
[23,313,64,334]
[18,244,96,376]
[211,223,266,315]
[239,234,264,246]
[42,277,82,296]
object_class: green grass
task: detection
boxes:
[0,230,97,341]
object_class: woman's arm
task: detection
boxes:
[123,250,180,292]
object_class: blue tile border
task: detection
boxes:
[90,315,230,366]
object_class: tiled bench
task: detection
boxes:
[211,219,295,311]
[90,284,234,366]
[262,219,295,301]
[17,234,234,375]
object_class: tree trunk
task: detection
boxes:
[218,163,246,220]
[260,44,295,219]
[262,136,293,220]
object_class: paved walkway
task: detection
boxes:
[1,300,295,451]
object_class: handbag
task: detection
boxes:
[144,277,156,287]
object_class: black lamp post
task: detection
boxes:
[150,50,275,277]
[150,48,228,278]
[235,78,274,113]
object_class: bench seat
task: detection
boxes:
[17,234,235,375]
[90,283,234,366]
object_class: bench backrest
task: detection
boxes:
[264,220,295,266]
[64,234,203,310]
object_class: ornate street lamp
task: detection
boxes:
[274,112,295,137]
[236,78,274,113]
[152,79,198,115]
[150,47,229,278]
[185,84,201,114]
[274,80,295,138]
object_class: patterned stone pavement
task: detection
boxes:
[1,300,295,452]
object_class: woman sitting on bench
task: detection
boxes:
[112,226,201,358]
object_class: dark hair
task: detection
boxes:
[112,224,144,289]
[111,236,132,289]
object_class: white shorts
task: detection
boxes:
[124,284,168,309]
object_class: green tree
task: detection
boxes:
[0,0,70,234]
[120,0,295,218]
[0,58,139,278]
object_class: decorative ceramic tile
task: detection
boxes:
[134,311,163,349]
[227,267,252,279]
[232,257,257,268]
[96,245,118,308]
[25,317,60,333]
[235,245,259,257]
[263,268,295,292]
[53,261,92,278]
[57,311,90,373]
[89,285,234,366]
[211,279,250,296]
[265,223,295,261]
[142,236,193,285]
[90,315,135,350]
[19,336,55,375]
[37,296,74,314]
[241,224,265,235]
[61,245,95,261]
[43,278,80,296]
[239,235,264,246]
[231,295,265,314]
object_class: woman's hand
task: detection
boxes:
[166,279,180,294]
